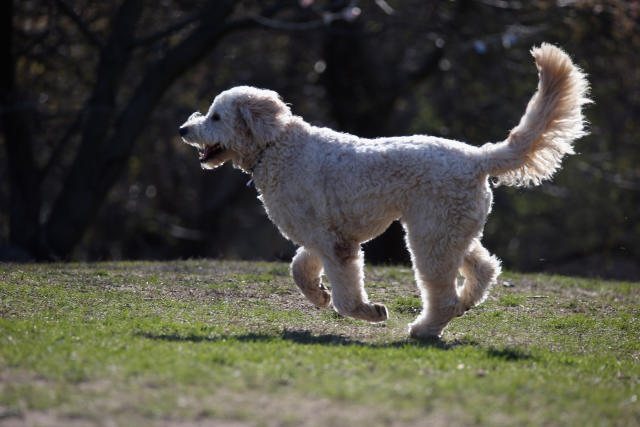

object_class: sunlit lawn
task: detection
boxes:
[1,261,638,426]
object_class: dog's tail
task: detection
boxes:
[480,43,590,187]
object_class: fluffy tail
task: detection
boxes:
[481,43,591,187]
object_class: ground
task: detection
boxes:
[0,260,638,426]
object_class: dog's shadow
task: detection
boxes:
[139,329,534,361]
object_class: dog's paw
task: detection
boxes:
[350,302,388,323]
[372,303,389,322]
[309,284,331,308]
[408,302,462,339]
[409,323,445,340]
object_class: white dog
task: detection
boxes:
[179,44,589,339]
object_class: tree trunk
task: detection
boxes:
[1,0,42,258]
[45,1,239,257]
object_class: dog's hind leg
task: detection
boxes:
[291,247,331,308]
[459,239,501,311]
[319,244,388,322]
[407,266,464,339]
[402,220,468,339]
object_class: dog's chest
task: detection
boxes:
[257,182,321,245]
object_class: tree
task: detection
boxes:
[1,0,363,259]
[2,0,249,258]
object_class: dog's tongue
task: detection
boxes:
[200,145,215,161]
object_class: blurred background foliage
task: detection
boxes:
[1,0,638,279]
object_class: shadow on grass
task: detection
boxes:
[139,330,451,348]
[485,347,534,361]
[139,329,535,359]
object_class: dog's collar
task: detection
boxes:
[248,141,275,175]
[247,142,275,187]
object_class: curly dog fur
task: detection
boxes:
[179,44,590,338]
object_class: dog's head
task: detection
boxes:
[178,86,292,171]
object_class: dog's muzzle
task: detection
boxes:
[199,143,224,163]
[179,111,203,138]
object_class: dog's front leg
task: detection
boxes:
[290,247,331,308]
[320,247,388,323]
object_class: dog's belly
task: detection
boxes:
[260,189,400,248]
[326,204,400,243]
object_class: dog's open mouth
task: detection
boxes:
[199,143,225,163]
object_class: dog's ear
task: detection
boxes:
[237,92,290,144]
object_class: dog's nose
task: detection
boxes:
[179,126,188,136]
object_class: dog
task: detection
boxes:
[179,43,589,339]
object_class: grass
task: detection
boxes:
[0,260,638,426]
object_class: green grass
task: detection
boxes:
[1,261,638,426]
[497,293,526,307]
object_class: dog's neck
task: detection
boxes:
[248,141,275,176]
[246,118,308,187]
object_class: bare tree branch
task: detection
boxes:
[250,1,364,32]
[130,14,200,48]
[475,0,523,9]
[45,1,252,256]
[374,0,394,14]
[251,14,326,31]
[54,0,103,48]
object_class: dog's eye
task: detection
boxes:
[211,113,220,121]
